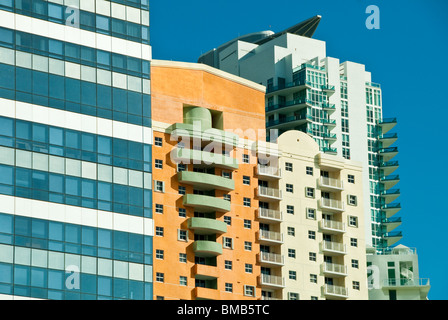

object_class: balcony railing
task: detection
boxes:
[257,165,282,179]
[259,274,285,288]
[259,230,283,243]
[323,284,348,298]
[322,262,348,276]
[258,186,282,200]
[383,278,430,288]
[322,240,347,254]
[258,208,283,222]
[319,176,344,190]
[321,219,346,233]
[258,252,284,266]
[321,198,345,211]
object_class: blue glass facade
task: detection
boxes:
[0,1,153,300]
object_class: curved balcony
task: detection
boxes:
[193,240,223,257]
[178,171,235,191]
[382,203,401,218]
[183,194,231,213]
[381,189,400,204]
[172,148,239,170]
[378,118,397,134]
[380,174,400,190]
[188,217,227,235]
[169,122,240,148]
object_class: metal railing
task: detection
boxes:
[258,208,283,221]
[383,278,430,287]
[259,230,283,243]
[258,186,282,199]
[320,176,344,190]
[321,198,345,211]
[257,165,282,178]
[323,284,348,297]
[258,252,284,265]
[322,240,347,254]
[323,262,348,275]
[259,274,285,287]
[321,219,346,232]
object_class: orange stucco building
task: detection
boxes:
[150,60,267,300]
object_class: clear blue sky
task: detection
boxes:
[150,0,448,300]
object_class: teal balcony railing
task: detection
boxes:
[266,114,312,128]
[265,98,312,113]
[266,79,312,94]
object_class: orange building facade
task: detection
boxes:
[150,60,267,300]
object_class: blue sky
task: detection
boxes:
[150,0,448,300]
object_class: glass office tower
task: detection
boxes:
[0,0,153,300]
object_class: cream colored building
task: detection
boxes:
[264,130,369,300]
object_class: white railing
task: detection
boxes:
[322,241,347,254]
[321,219,346,232]
[259,252,284,265]
[257,165,282,178]
[321,198,345,211]
[323,262,348,275]
[259,274,285,287]
[259,230,283,243]
[258,186,282,199]
[320,176,344,190]
[324,284,348,297]
[258,208,283,221]
[383,278,430,287]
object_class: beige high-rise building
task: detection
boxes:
[258,130,368,300]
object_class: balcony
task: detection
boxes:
[321,103,336,114]
[266,114,312,130]
[323,284,348,300]
[257,186,282,202]
[319,176,344,192]
[378,147,398,162]
[266,79,312,96]
[322,146,338,155]
[169,123,240,148]
[322,240,347,256]
[320,219,346,234]
[381,189,401,204]
[193,264,219,280]
[258,230,283,245]
[322,118,337,129]
[382,202,401,218]
[378,118,397,134]
[379,133,398,148]
[183,194,231,213]
[322,133,337,143]
[258,274,285,289]
[188,217,227,235]
[193,240,223,257]
[257,165,282,180]
[173,148,239,170]
[379,161,399,176]
[382,278,431,291]
[380,174,400,190]
[265,98,312,114]
[320,198,345,213]
[178,171,235,191]
[194,287,221,300]
[257,208,283,223]
[382,217,402,233]
[322,262,348,277]
[321,84,335,95]
[258,252,285,267]
[384,231,403,246]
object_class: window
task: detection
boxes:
[224,216,231,226]
[311,296,318,301]
[306,208,316,220]
[288,249,296,258]
[285,162,293,172]
[288,292,299,300]
[225,283,233,293]
[289,271,297,280]
[155,249,164,260]
[155,204,163,214]
[178,229,188,242]
[286,184,294,193]
[244,285,255,297]
[243,176,250,185]
[309,252,317,262]
[155,159,163,169]
[223,237,233,249]
[225,260,232,270]
[177,164,187,172]
[179,186,186,195]
[155,226,164,237]
[222,171,231,179]
[180,276,187,286]
[245,264,253,273]
[310,274,317,284]
[154,137,163,147]
[244,241,252,251]
[349,195,357,206]
[243,197,251,207]
[353,281,360,290]
[179,208,186,218]
[306,187,315,198]
[287,227,295,236]
[242,154,250,164]
[348,174,355,184]
[349,216,358,227]
[154,181,164,193]
[351,238,358,247]
[287,205,294,215]
[156,272,164,283]
[224,194,231,202]
[244,219,252,229]
[306,167,313,175]
[179,253,187,263]
[352,259,359,269]
[308,230,316,240]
